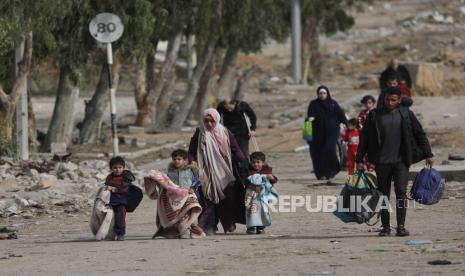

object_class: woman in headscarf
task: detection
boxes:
[307,85,348,180]
[188,108,246,235]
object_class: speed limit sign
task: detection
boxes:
[89,13,124,156]
[89,13,124,43]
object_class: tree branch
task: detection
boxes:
[0,87,10,104]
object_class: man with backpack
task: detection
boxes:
[356,87,434,237]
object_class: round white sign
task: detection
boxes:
[89,13,124,43]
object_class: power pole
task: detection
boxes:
[15,37,29,161]
[291,0,302,84]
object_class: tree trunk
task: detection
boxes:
[191,49,217,120]
[309,23,321,80]
[0,32,33,142]
[139,33,182,126]
[133,57,148,125]
[301,17,312,85]
[79,50,121,143]
[216,46,239,101]
[42,66,79,152]
[186,34,196,81]
[231,65,257,101]
[169,39,217,129]
[301,16,321,83]
[153,69,177,130]
[27,88,38,150]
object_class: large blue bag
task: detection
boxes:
[333,171,382,225]
[409,166,445,205]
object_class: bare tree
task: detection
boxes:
[301,16,320,84]
[0,32,33,141]
[135,33,182,126]
[42,65,80,151]
[79,50,121,143]
[169,39,217,129]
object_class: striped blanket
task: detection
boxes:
[144,170,205,239]
[90,187,116,241]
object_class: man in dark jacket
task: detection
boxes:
[217,99,257,158]
[379,58,412,91]
[356,87,433,237]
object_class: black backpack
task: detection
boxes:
[125,184,143,212]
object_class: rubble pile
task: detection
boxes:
[0,157,145,220]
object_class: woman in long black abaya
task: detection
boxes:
[307,85,347,180]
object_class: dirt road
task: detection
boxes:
[1,151,464,276]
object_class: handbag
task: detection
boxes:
[409,166,445,205]
[334,171,383,225]
[302,118,313,142]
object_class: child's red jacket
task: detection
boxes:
[105,170,135,205]
[341,129,360,151]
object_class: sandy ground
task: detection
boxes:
[1,151,465,276]
[4,1,465,275]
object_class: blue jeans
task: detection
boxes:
[112,204,126,236]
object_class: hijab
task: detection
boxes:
[316,85,334,111]
[197,108,236,203]
[200,108,229,157]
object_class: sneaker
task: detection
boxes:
[246,228,256,235]
[378,227,391,237]
[204,228,217,236]
[256,228,265,234]
[396,226,410,237]
[224,224,236,234]
[116,235,125,241]
[179,228,191,239]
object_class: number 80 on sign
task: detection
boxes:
[89,13,124,43]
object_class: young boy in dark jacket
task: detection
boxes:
[356,87,433,237]
[245,151,277,234]
[105,156,135,241]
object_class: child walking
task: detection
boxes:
[167,149,201,197]
[245,152,278,234]
[357,95,376,129]
[105,156,135,241]
[341,119,360,175]
[159,149,205,238]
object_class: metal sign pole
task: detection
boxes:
[291,0,302,84]
[106,43,119,156]
[89,12,124,156]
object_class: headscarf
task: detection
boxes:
[200,108,229,157]
[316,85,334,111]
[197,108,236,203]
